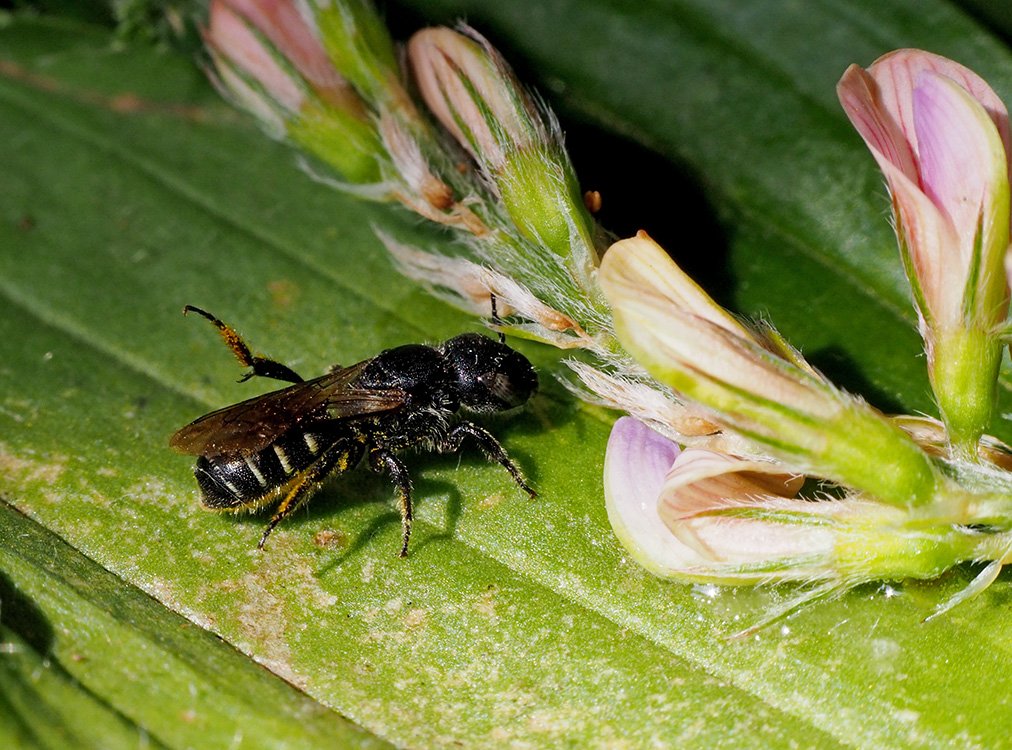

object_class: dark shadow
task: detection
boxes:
[315,511,398,571]
[805,344,907,415]
[382,1,732,303]
[563,122,733,303]
[952,0,1012,47]
[0,571,53,655]
[313,476,463,575]
[0,1,115,26]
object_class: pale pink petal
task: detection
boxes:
[914,73,1006,262]
[875,154,962,327]
[222,0,345,100]
[838,63,919,182]
[209,53,287,133]
[604,422,915,585]
[207,1,304,112]
[656,449,817,562]
[659,449,803,518]
[408,27,532,168]
[610,291,842,422]
[870,49,1011,179]
[678,503,832,571]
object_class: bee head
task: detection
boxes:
[441,333,538,413]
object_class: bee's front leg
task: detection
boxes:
[440,422,536,499]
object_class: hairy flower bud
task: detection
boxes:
[838,49,1012,450]
[408,26,599,276]
[205,0,384,183]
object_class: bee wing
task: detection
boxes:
[170,361,407,457]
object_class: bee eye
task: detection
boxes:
[481,372,515,402]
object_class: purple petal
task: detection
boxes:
[605,418,710,575]
[605,417,680,512]
[914,72,997,244]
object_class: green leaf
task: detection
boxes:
[0,504,386,750]
[2,4,1012,748]
[0,624,152,750]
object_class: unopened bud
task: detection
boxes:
[205,0,383,183]
[408,26,597,268]
[839,50,1012,450]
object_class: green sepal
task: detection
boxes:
[314,0,402,106]
[289,99,386,184]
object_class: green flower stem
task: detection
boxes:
[819,406,942,508]
[932,326,1003,456]
[833,518,981,582]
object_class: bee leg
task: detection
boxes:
[441,422,536,499]
[183,305,304,384]
[257,442,362,549]
[369,448,414,558]
[257,473,316,550]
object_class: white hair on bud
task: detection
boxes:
[378,231,495,315]
[565,360,758,456]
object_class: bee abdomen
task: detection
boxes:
[195,430,327,510]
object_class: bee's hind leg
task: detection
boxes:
[257,442,363,549]
[183,305,304,384]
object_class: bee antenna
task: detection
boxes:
[490,293,506,344]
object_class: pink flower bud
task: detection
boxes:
[838,50,1011,446]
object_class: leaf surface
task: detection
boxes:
[2,5,1011,748]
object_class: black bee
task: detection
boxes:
[170,304,537,556]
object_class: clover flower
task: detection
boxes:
[838,50,1011,451]
[200,9,1012,626]
[599,228,1012,622]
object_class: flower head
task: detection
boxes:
[605,416,988,629]
[205,0,384,183]
[599,232,942,508]
[838,50,1011,448]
